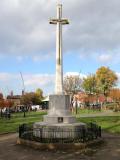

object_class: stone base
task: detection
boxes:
[44,94,76,124]
[44,115,76,124]
[33,122,86,138]
[33,94,86,138]
[34,122,86,128]
[48,95,71,116]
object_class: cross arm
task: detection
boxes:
[49,19,57,24]
[61,19,69,25]
[49,18,69,25]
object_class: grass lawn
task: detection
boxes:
[0,111,47,134]
[77,116,120,134]
[0,110,120,134]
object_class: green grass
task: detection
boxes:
[0,111,47,133]
[0,110,120,134]
[77,116,120,134]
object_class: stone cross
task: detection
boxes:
[50,4,69,95]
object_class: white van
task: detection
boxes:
[31,105,40,111]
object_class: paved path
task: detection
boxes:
[0,133,120,160]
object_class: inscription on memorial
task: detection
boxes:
[58,117,63,123]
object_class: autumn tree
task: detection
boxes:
[4,100,14,108]
[0,100,4,117]
[109,88,120,102]
[0,93,3,100]
[21,89,43,106]
[36,88,43,97]
[35,88,43,104]
[63,75,82,95]
[109,88,120,111]
[96,66,118,96]
[21,93,33,106]
[82,74,97,94]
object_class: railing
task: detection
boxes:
[19,123,101,143]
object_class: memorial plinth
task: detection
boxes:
[44,95,76,124]
[34,94,86,138]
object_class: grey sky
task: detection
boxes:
[0,0,120,57]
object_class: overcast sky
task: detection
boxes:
[0,0,120,96]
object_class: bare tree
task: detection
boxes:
[63,75,82,95]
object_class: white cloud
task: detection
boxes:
[94,52,120,64]
[65,72,86,79]
[32,54,54,62]
[24,74,55,89]
[16,56,23,62]
[98,54,112,63]
[0,0,120,62]
[0,73,17,82]
[0,72,55,96]
[0,71,120,96]
[0,72,87,96]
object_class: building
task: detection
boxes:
[73,91,113,109]
[6,91,24,107]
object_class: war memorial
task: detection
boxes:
[33,3,86,135]
[18,2,102,149]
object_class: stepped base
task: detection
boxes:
[33,122,86,138]
[33,94,86,138]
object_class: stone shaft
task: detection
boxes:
[55,4,63,95]
[50,4,69,95]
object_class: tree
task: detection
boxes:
[0,93,3,100]
[4,100,14,108]
[82,74,97,94]
[21,91,43,117]
[35,88,43,104]
[109,88,120,102]
[21,89,43,106]
[36,88,43,98]
[0,99,4,117]
[109,88,120,111]
[63,75,82,115]
[96,66,118,96]
[63,75,82,95]
[0,99,13,117]
[21,92,34,106]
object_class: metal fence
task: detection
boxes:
[19,123,101,143]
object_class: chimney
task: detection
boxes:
[10,91,13,97]
[22,90,24,96]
